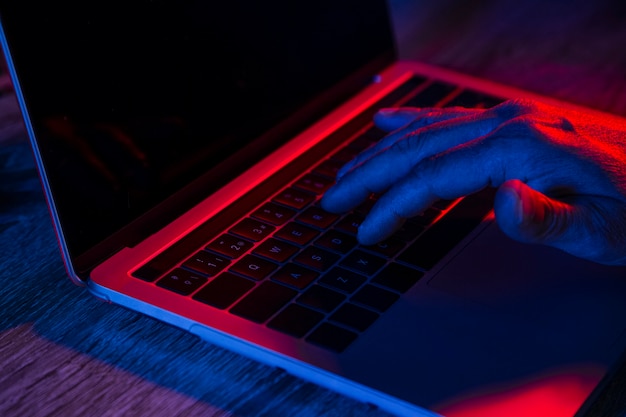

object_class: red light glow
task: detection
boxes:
[435,366,604,417]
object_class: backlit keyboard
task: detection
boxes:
[132,78,501,352]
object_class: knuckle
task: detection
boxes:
[494,98,539,120]
[390,129,425,156]
[408,155,440,188]
[403,110,440,131]
[496,114,543,139]
[556,116,576,132]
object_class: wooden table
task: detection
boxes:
[1,1,625,416]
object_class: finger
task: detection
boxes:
[373,108,426,131]
[495,179,626,265]
[337,107,486,179]
[495,179,572,245]
[358,145,626,265]
[354,137,509,244]
[373,107,480,132]
[323,113,500,214]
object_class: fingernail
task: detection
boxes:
[377,108,396,116]
[503,181,526,225]
[336,163,352,180]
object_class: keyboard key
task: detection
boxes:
[335,213,364,235]
[272,263,319,290]
[294,173,334,195]
[372,263,423,293]
[340,250,386,276]
[330,303,379,332]
[398,188,495,270]
[432,198,455,210]
[230,255,278,280]
[313,159,343,179]
[252,202,296,225]
[132,252,191,283]
[267,304,324,337]
[445,89,503,109]
[297,206,339,229]
[182,251,230,276]
[193,272,255,309]
[206,234,253,259]
[348,132,378,152]
[351,284,399,312]
[253,238,299,262]
[354,197,377,216]
[364,237,405,258]
[330,146,360,164]
[230,281,297,323]
[306,323,357,353]
[230,218,275,241]
[405,81,456,108]
[157,268,207,295]
[273,187,315,209]
[314,230,357,254]
[319,267,366,293]
[392,221,424,242]
[275,222,319,245]
[133,264,168,282]
[357,126,387,143]
[409,207,441,227]
[297,285,346,313]
[293,246,340,271]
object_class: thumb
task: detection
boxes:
[495,180,626,265]
[494,179,574,248]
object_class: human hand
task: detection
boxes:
[321,99,626,265]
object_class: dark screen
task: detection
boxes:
[0,1,394,269]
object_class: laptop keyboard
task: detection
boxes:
[132,78,501,352]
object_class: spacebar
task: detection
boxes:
[397,188,496,270]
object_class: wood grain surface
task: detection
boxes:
[393,0,626,116]
[1,1,626,416]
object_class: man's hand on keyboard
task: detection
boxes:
[321,99,626,266]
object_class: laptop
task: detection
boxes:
[1,2,625,416]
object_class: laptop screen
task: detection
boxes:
[0,1,394,273]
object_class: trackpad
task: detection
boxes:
[428,223,626,354]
